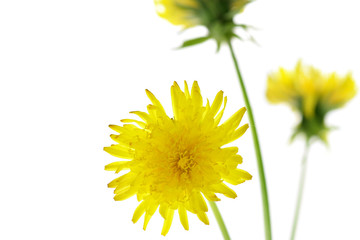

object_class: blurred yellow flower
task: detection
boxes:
[267,60,356,141]
[154,0,253,48]
[105,81,252,236]
[154,0,198,28]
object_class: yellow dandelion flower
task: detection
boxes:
[266,60,356,141]
[154,0,253,49]
[104,81,252,236]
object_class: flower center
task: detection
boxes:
[177,150,196,172]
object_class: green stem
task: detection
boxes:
[227,39,272,240]
[290,141,310,240]
[209,201,231,240]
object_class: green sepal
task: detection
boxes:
[215,40,221,52]
[290,116,331,145]
[289,128,301,144]
[235,24,257,31]
[231,33,243,41]
[178,36,211,49]
[248,35,260,46]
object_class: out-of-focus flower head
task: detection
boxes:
[154,0,254,50]
[266,60,356,143]
[105,81,252,235]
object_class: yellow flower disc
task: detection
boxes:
[104,81,251,235]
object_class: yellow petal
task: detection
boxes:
[191,81,203,108]
[208,91,223,117]
[197,211,209,225]
[184,81,190,98]
[113,174,136,194]
[108,173,135,188]
[226,155,243,169]
[221,107,246,131]
[220,146,239,155]
[202,190,221,201]
[224,169,252,185]
[224,123,249,144]
[109,135,133,148]
[113,184,129,195]
[107,177,120,188]
[178,205,189,230]
[234,124,249,138]
[132,200,148,223]
[171,84,181,120]
[209,183,237,199]
[109,124,122,133]
[161,208,174,236]
[120,119,146,128]
[114,187,137,201]
[214,96,227,125]
[103,146,133,159]
[143,201,158,230]
[130,111,152,123]
[145,89,166,113]
[104,161,130,173]
[231,155,243,164]
[159,204,168,219]
[190,192,208,212]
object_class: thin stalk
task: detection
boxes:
[227,39,272,240]
[209,201,231,240]
[290,141,310,240]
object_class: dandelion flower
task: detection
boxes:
[266,60,356,142]
[154,0,253,49]
[104,81,251,236]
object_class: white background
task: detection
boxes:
[1,0,359,239]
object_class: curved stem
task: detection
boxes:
[290,141,310,240]
[227,39,272,240]
[209,201,231,240]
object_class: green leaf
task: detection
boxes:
[178,36,210,49]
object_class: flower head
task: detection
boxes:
[105,81,251,235]
[266,60,356,142]
[154,0,253,49]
